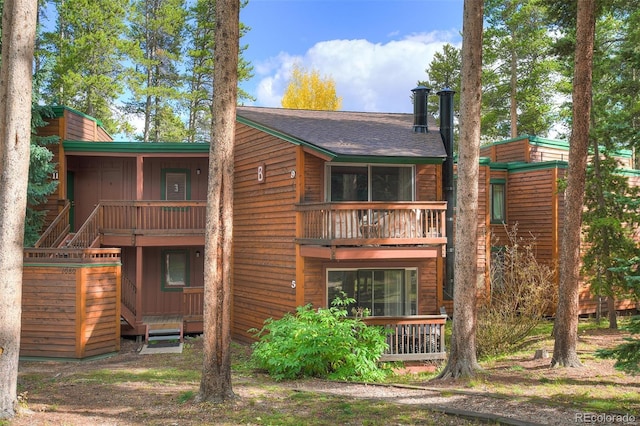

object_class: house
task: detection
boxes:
[23,89,453,360]
[25,94,637,361]
[478,135,640,315]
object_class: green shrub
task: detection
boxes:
[596,316,640,375]
[250,296,390,382]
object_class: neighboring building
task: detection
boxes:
[478,135,640,315]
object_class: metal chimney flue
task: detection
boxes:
[411,86,430,133]
[437,87,456,299]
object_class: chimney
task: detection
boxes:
[411,86,431,133]
[437,87,455,299]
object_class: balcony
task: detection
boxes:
[296,202,447,259]
[98,201,206,247]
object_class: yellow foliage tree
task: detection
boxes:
[281,64,342,110]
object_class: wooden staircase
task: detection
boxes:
[144,317,183,345]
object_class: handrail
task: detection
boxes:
[121,275,137,317]
[33,201,71,248]
[363,315,447,361]
[66,204,101,248]
[296,201,447,246]
[23,248,121,264]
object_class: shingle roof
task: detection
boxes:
[236,106,446,160]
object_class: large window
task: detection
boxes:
[327,268,417,316]
[490,181,506,223]
[327,164,414,202]
[162,250,189,291]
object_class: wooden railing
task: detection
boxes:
[363,315,447,361]
[296,202,447,246]
[34,201,71,248]
[23,248,121,264]
[122,275,137,318]
[183,287,204,321]
[66,204,101,248]
[100,201,206,235]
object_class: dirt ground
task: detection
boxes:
[9,327,640,426]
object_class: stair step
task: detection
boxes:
[148,328,181,335]
[148,335,181,342]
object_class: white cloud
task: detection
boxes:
[251,31,460,113]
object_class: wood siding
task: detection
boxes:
[22,262,121,359]
[233,124,298,341]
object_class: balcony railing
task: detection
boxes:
[100,200,206,235]
[363,315,447,361]
[296,202,447,246]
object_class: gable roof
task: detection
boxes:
[236,106,446,163]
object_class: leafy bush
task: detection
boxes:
[250,296,390,382]
[596,316,640,374]
[476,225,557,358]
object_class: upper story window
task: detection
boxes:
[490,180,506,223]
[162,169,191,200]
[327,164,414,202]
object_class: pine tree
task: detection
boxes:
[43,0,130,135]
[482,0,559,140]
[127,0,187,142]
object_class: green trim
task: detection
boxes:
[506,161,568,173]
[20,352,118,362]
[161,249,191,292]
[331,156,444,165]
[161,168,191,200]
[63,141,210,154]
[490,178,506,184]
[237,115,337,159]
[483,134,633,158]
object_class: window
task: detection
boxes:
[327,268,417,316]
[162,250,189,291]
[162,169,191,201]
[490,181,506,223]
[327,164,414,202]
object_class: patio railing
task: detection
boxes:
[363,315,447,361]
[296,202,447,246]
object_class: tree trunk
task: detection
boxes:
[0,0,37,419]
[607,296,617,329]
[551,0,595,369]
[197,0,239,403]
[437,0,483,379]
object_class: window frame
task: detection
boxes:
[325,163,415,202]
[490,179,506,223]
[161,249,190,292]
[326,267,418,317]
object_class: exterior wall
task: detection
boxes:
[64,109,110,141]
[22,263,121,359]
[138,247,204,317]
[142,157,209,200]
[480,138,529,163]
[233,123,299,341]
[67,156,137,229]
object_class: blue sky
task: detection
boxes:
[240,0,464,113]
